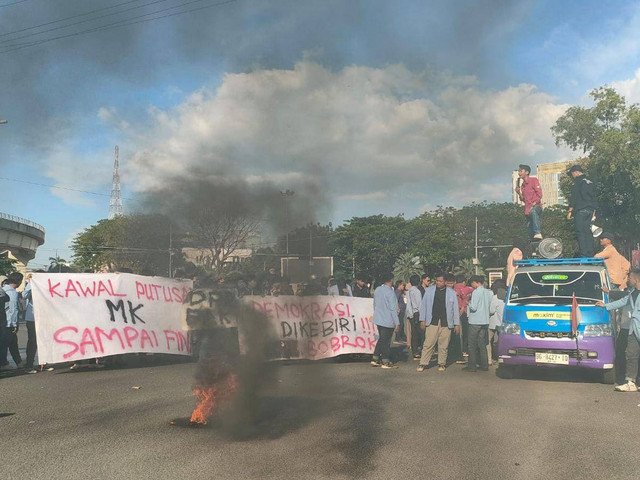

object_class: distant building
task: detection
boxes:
[182,247,253,269]
[536,160,573,207]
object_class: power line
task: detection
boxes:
[0,0,144,37]
[0,0,172,44]
[0,175,135,200]
[0,0,237,53]
[0,0,29,8]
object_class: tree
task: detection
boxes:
[0,254,17,276]
[453,258,484,279]
[72,214,182,275]
[48,255,71,273]
[278,223,333,257]
[330,215,411,284]
[393,253,424,283]
[186,208,259,275]
[552,86,640,254]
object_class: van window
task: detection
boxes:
[509,271,603,304]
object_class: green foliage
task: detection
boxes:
[48,255,72,273]
[552,86,640,251]
[330,215,411,284]
[278,223,333,257]
[453,258,483,279]
[0,255,17,276]
[72,214,183,275]
[392,253,424,283]
[329,202,575,284]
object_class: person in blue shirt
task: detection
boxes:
[0,283,9,370]
[465,275,492,372]
[23,273,39,374]
[1,272,24,370]
[371,273,400,369]
[597,267,640,392]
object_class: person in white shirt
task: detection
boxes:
[487,283,505,366]
[327,278,339,296]
[405,275,423,359]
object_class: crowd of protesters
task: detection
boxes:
[369,271,506,370]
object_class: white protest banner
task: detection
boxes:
[31,273,193,365]
[245,295,377,360]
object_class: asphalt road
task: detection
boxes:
[1,348,640,480]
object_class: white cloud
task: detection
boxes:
[43,144,113,208]
[611,68,640,104]
[97,107,130,131]
[45,61,572,218]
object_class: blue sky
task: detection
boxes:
[2,0,640,269]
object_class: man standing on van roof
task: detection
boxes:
[567,165,598,257]
[595,232,630,289]
[515,164,543,240]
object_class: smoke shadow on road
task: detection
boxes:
[211,394,324,441]
[194,360,392,477]
[328,386,390,478]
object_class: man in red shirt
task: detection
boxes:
[453,275,473,363]
[515,164,543,240]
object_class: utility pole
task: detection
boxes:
[280,189,294,277]
[168,222,173,278]
[309,228,313,278]
[280,190,295,254]
[474,217,479,275]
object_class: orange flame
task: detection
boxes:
[190,374,238,424]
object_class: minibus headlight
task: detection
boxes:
[583,324,613,337]
[501,322,520,335]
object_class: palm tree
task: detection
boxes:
[393,253,424,283]
[48,255,68,273]
[453,258,484,280]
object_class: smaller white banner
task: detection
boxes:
[245,295,377,360]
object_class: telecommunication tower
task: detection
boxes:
[108,145,123,219]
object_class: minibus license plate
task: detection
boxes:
[535,352,569,365]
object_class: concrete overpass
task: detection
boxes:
[0,212,45,265]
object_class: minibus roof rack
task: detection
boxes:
[514,258,606,266]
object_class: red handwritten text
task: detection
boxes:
[47,279,126,299]
[52,326,189,358]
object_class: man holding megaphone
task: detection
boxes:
[566,164,599,257]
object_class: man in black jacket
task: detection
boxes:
[352,275,370,298]
[567,165,598,257]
